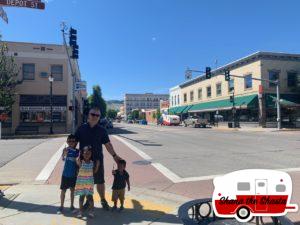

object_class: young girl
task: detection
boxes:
[75,146,99,218]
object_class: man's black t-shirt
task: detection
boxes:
[112,170,129,190]
[75,123,110,161]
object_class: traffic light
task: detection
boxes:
[205,67,211,79]
[69,27,79,59]
[225,70,230,81]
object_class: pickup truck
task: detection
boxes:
[183,116,208,128]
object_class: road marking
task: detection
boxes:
[112,135,300,183]
[113,135,152,161]
[35,143,66,181]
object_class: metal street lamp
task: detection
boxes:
[49,75,54,134]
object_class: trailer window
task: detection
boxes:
[276,184,286,192]
[237,182,250,191]
[258,182,265,187]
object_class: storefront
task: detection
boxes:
[18,95,67,128]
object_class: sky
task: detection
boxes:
[1,0,300,100]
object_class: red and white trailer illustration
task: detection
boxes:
[162,114,180,126]
[212,169,298,222]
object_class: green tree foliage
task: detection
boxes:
[107,109,118,119]
[88,85,107,118]
[0,43,19,114]
[130,110,139,120]
[156,108,162,120]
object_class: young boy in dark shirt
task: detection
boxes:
[57,134,79,214]
[111,159,130,211]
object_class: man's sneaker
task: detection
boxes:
[70,206,77,214]
[83,201,89,211]
[57,206,63,214]
[101,199,110,211]
[111,206,117,212]
[88,211,95,218]
[77,211,83,218]
[119,206,124,212]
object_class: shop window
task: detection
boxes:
[269,71,279,87]
[244,74,252,89]
[207,86,211,98]
[198,88,202,100]
[51,65,63,81]
[216,83,222,96]
[287,72,297,87]
[23,64,35,80]
[190,91,194,102]
[177,95,180,105]
[183,93,187,103]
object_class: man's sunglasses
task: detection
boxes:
[90,113,100,117]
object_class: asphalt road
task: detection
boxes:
[0,139,46,168]
[111,123,300,178]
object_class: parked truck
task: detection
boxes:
[183,116,208,128]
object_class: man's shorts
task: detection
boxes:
[94,158,105,184]
[111,189,125,202]
[60,176,76,190]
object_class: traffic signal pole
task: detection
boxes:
[61,22,76,134]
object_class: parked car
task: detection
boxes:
[139,119,148,125]
[183,116,208,128]
[127,120,133,124]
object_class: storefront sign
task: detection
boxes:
[20,106,67,112]
[0,0,45,10]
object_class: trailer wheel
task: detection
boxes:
[237,206,251,221]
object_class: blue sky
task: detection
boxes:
[1,0,300,100]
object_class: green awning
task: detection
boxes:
[266,94,300,108]
[169,105,188,114]
[188,94,258,113]
[182,105,193,113]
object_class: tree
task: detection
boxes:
[107,109,118,120]
[130,110,139,120]
[88,85,107,118]
[0,42,19,115]
[156,108,162,120]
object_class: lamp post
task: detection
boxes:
[49,74,54,134]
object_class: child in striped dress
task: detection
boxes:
[75,146,99,218]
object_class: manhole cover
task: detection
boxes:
[132,160,152,165]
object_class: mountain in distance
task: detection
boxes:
[106,100,124,111]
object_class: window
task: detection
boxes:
[269,71,279,87]
[276,184,286,192]
[198,88,202,100]
[287,72,297,87]
[190,91,194,102]
[206,86,211,98]
[228,79,234,92]
[23,64,35,80]
[216,83,222,96]
[177,95,180,105]
[237,182,250,191]
[258,182,265,187]
[171,96,174,106]
[244,74,252,89]
[51,65,63,81]
[184,93,187,103]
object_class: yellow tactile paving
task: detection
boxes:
[93,192,175,213]
[0,185,12,191]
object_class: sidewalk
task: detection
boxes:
[0,184,186,225]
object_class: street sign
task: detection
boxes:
[75,81,86,91]
[0,6,8,23]
[0,0,45,10]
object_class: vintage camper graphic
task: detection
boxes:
[212,169,298,222]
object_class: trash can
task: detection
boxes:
[228,122,233,128]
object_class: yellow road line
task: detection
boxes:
[0,185,12,191]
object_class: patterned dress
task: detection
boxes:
[75,161,94,196]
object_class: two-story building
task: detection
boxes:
[169,52,300,128]
[1,41,86,135]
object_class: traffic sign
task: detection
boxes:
[0,6,8,23]
[75,81,86,91]
[0,0,45,10]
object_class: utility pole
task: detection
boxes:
[276,80,281,130]
[61,22,76,134]
[49,74,54,134]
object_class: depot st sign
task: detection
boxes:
[0,0,45,10]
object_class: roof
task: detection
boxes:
[180,51,300,88]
